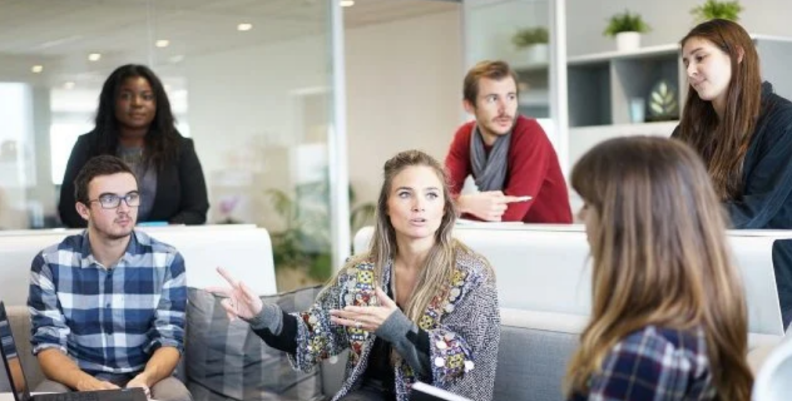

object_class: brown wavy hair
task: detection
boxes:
[565,137,752,400]
[676,19,762,200]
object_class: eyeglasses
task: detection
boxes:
[88,192,141,209]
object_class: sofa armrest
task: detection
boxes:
[6,306,45,389]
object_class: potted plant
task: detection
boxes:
[691,0,743,23]
[603,10,651,52]
[511,27,549,65]
[265,183,375,291]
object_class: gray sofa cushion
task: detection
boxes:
[4,306,44,388]
[186,286,324,401]
[494,325,578,401]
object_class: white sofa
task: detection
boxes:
[355,224,788,338]
[0,224,277,306]
[354,224,792,400]
[0,225,346,400]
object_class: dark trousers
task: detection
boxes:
[337,379,397,401]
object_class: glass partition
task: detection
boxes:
[0,0,347,290]
[464,0,552,118]
[462,0,568,165]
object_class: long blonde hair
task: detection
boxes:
[368,150,465,323]
[325,150,476,324]
[566,137,752,400]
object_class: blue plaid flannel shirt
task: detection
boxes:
[570,325,716,401]
[28,230,186,377]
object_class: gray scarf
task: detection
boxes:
[470,125,511,191]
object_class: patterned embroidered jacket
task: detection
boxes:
[287,247,500,401]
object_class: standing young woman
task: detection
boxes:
[59,64,208,227]
[673,19,792,327]
[210,150,500,401]
[566,137,753,400]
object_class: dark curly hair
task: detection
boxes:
[91,64,181,170]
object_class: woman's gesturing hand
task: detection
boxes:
[330,287,399,332]
[206,267,263,321]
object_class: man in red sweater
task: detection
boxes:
[445,60,572,223]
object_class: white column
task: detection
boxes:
[329,0,351,271]
[550,0,570,176]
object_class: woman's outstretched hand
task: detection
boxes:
[206,267,263,321]
[330,287,399,332]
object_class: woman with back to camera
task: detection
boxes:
[210,150,500,401]
[59,64,208,228]
[673,19,792,327]
[565,137,753,400]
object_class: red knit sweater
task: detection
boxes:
[445,116,573,223]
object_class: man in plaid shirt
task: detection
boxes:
[28,155,189,401]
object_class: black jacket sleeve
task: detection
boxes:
[169,138,209,225]
[727,105,792,229]
[251,311,299,354]
[58,134,92,228]
[670,125,680,138]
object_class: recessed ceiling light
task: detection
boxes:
[155,39,170,48]
[237,23,253,31]
[88,53,101,62]
[64,82,76,89]
[341,0,354,7]
[31,65,43,73]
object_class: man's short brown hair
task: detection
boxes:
[463,60,519,106]
[74,155,137,204]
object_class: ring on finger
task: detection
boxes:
[355,320,362,329]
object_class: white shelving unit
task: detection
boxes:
[565,34,792,171]
[567,44,683,128]
[514,65,551,118]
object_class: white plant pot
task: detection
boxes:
[615,31,641,52]
[513,43,549,66]
[526,44,549,64]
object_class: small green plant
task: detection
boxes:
[512,27,549,49]
[691,0,743,23]
[603,10,651,37]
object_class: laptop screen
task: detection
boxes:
[0,302,31,401]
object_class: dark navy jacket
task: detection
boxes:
[674,82,792,327]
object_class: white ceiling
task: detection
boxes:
[0,0,459,87]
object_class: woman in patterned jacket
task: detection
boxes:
[565,137,753,400]
[211,150,500,401]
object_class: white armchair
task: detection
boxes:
[753,336,792,400]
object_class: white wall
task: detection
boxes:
[345,10,463,206]
[185,32,329,228]
[463,0,549,67]
[184,10,464,221]
[566,0,792,56]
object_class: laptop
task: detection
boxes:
[0,301,146,401]
[409,381,473,401]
